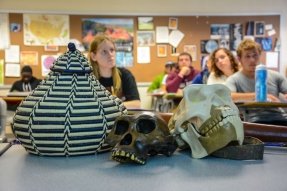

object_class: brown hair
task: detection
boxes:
[236,39,262,58]
[210,48,239,78]
[177,52,193,63]
[88,35,122,97]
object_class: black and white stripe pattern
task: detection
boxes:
[12,45,127,156]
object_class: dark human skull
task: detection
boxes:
[105,111,177,165]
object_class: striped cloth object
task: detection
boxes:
[12,43,127,156]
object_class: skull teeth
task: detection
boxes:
[111,149,146,165]
[200,108,241,136]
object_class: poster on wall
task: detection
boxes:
[0,13,10,49]
[82,18,134,50]
[200,40,219,54]
[23,14,70,46]
[137,31,155,46]
[255,37,272,51]
[218,39,230,49]
[169,30,184,48]
[137,47,150,64]
[138,17,154,30]
[10,23,21,32]
[116,52,133,67]
[245,21,254,36]
[157,45,167,57]
[82,18,134,66]
[5,63,20,77]
[229,23,243,51]
[156,26,169,43]
[210,24,230,39]
[41,55,58,76]
[183,45,197,61]
[255,21,265,37]
[5,45,20,63]
[20,51,38,66]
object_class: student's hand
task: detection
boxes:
[179,66,190,77]
[267,94,281,102]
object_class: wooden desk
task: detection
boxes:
[236,101,287,108]
[1,96,26,112]
[1,96,25,105]
[235,102,287,122]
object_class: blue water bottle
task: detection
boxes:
[255,64,267,102]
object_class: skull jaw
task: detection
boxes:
[112,137,177,165]
[112,148,147,165]
[181,122,243,158]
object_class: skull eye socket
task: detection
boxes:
[136,119,155,134]
[115,120,129,135]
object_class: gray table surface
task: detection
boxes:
[0,145,286,191]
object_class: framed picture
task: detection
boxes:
[138,17,154,30]
[255,37,272,51]
[245,21,254,35]
[157,45,167,57]
[210,24,230,39]
[137,31,155,46]
[200,40,219,54]
[169,17,178,30]
[20,51,38,66]
[255,21,265,36]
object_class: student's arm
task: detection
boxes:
[120,68,141,107]
[166,73,182,93]
[123,100,141,109]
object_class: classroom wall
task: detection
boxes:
[0,0,286,81]
[0,14,281,84]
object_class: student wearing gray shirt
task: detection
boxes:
[225,39,287,102]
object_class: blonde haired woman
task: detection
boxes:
[89,35,140,109]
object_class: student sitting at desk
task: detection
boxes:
[166,52,199,93]
[225,39,287,125]
[89,35,141,109]
[192,55,211,84]
[147,61,177,93]
[10,65,41,92]
[207,48,239,85]
[225,39,287,102]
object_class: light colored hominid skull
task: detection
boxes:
[168,84,244,158]
[105,111,177,165]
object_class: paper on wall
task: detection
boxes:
[5,63,20,77]
[266,52,278,68]
[5,45,20,63]
[265,24,273,30]
[267,29,276,36]
[0,13,10,50]
[156,26,169,43]
[169,30,184,48]
[137,47,150,64]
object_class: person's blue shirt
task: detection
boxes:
[192,69,210,84]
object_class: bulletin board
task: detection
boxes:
[0,13,280,84]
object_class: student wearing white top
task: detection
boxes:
[207,48,239,85]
